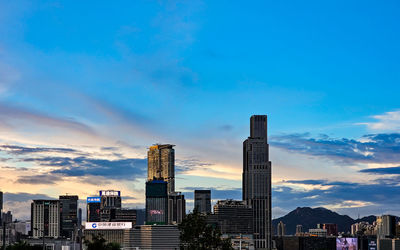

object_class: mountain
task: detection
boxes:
[272,207,376,235]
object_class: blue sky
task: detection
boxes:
[1,0,400,221]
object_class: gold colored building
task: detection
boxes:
[147,144,175,193]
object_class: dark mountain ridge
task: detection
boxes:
[272,207,377,235]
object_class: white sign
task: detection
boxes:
[85,222,132,230]
[99,190,120,196]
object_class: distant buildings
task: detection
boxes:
[277,221,286,236]
[308,228,327,237]
[31,200,60,238]
[147,144,175,194]
[351,221,375,236]
[317,223,337,236]
[243,115,272,249]
[194,190,211,214]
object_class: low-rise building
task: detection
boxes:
[124,225,180,250]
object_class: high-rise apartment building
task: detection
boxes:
[147,144,175,193]
[243,115,272,249]
[167,192,185,225]
[59,195,78,238]
[194,190,211,214]
[277,221,285,236]
[31,200,60,238]
[146,180,168,225]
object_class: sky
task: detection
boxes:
[1,0,400,221]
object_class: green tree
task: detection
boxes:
[84,234,120,250]
[179,209,233,250]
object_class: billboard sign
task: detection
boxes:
[85,222,132,230]
[87,197,101,203]
[337,238,358,250]
[99,190,121,197]
[149,209,164,215]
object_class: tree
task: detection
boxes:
[84,234,120,250]
[179,209,233,250]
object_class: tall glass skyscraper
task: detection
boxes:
[147,144,175,194]
[243,115,272,249]
[59,195,78,238]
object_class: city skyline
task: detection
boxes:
[1,0,400,222]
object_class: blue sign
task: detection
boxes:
[92,223,97,229]
[87,197,101,203]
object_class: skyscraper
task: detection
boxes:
[243,115,272,249]
[194,190,211,214]
[31,200,60,238]
[147,144,175,193]
[59,195,78,238]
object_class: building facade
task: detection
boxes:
[167,192,185,225]
[2,211,12,224]
[145,180,168,225]
[114,209,137,224]
[31,200,60,238]
[100,190,122,222]
[194,190,211,214]
[317,223,337,236]
[87,197,101,222]
[147,144,175,194]
[243,115,272,249]
[308,229,327,237]
[212,199,253,235]
[376,215,396,239]
[59,195,78,238]
[124,225,180,250]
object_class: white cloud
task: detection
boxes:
[322,200,374,210]
[358,110,400,131]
